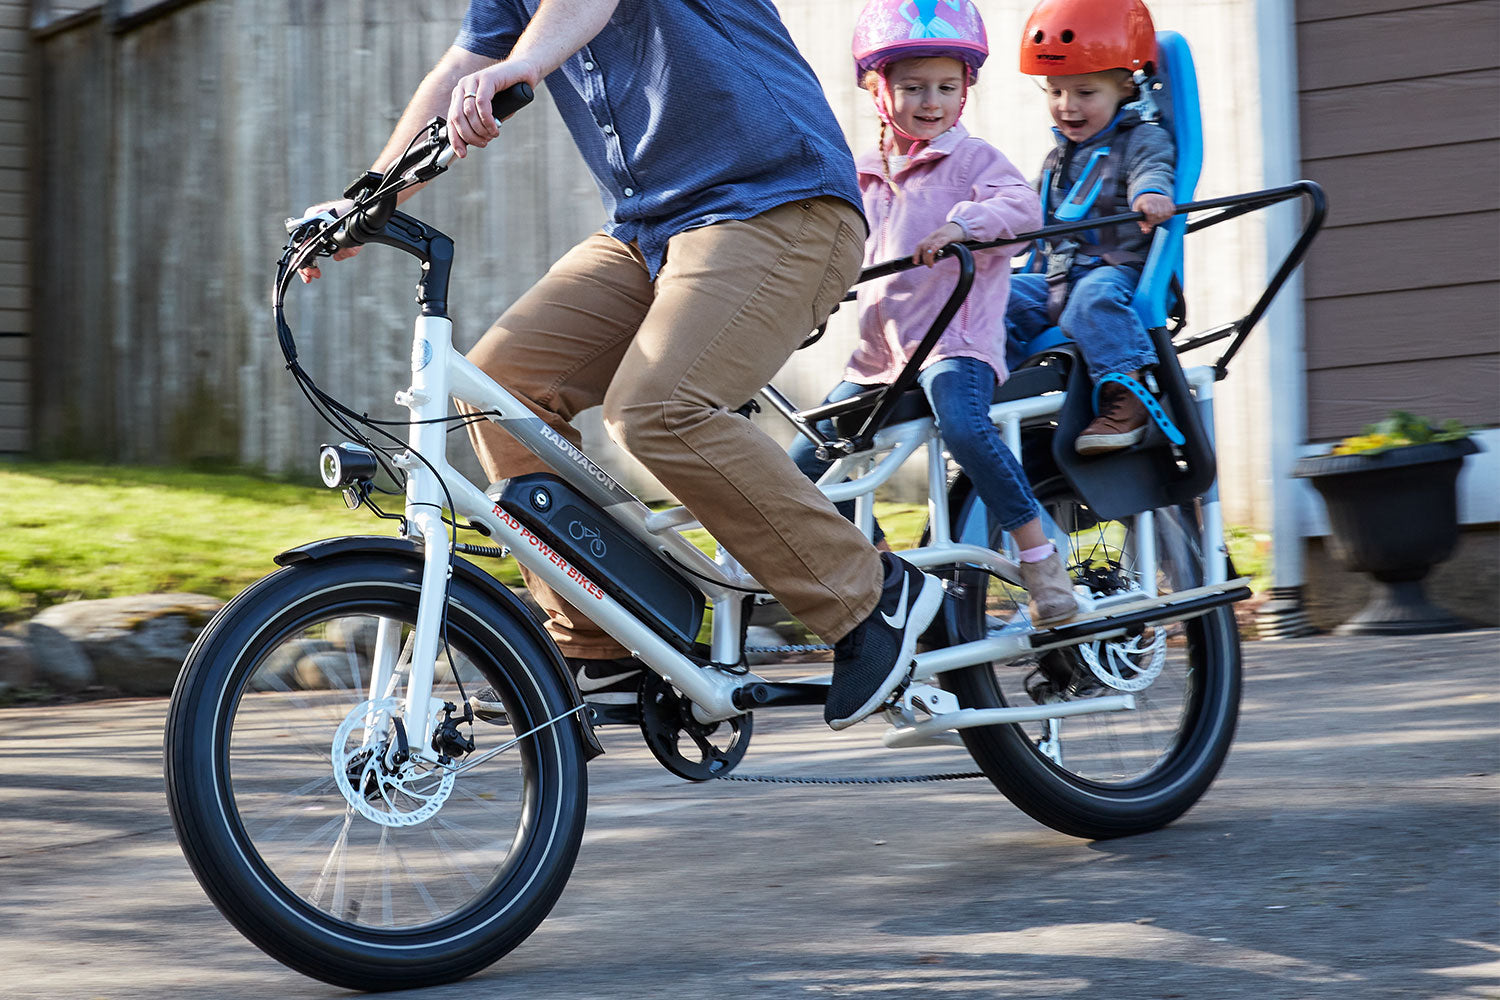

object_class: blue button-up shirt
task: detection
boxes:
[456,0,864,277]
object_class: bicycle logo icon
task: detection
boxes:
[568,519,608,559]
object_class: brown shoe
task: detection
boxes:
[1076,380,1149,455]
[1019,552,1078,627]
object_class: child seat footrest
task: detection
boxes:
[1092,372,1186,445]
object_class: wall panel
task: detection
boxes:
[1297,0,1500,445]
[0,0,26,453]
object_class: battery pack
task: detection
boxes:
[494,474,705,651]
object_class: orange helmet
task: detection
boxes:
[1019,0,1156,76]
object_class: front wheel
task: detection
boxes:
[164,556,588,991]
[943,483,1241,840]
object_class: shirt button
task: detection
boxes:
[623,188,634,197]
[583,61,595,71]
[603,124,614,135]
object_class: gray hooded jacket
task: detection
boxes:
[1037,107,1175,281]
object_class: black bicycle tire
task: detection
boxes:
[939,479,1242,840]
[163,557,588,991]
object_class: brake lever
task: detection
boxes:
[283,209,341,239]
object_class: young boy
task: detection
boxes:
[1007,0,1175,455]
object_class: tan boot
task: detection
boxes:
[1019,552,1078,626]
[1076,380,1149,455]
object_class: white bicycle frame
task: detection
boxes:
[284,117,1320,773]
[377,309,1241,765]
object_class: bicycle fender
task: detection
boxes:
[275,535,604,760]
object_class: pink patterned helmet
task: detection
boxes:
[852,0,990,84]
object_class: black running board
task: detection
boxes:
[1033,582,1251,648]
[602,583,1248,722]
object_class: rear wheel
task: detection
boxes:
[164,557,588,991]
[943,481,1241,839]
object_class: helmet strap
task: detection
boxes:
[872,72,970,156]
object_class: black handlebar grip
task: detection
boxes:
[491,82,535,121]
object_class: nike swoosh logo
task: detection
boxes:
[880,574,911,630]
[576,668,641,692]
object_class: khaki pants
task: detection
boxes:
[463,197,882,659]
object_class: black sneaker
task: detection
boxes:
[469,657,645,725]
[825,553,944,730]
[468,685,510,726]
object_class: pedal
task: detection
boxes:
[885,682,960,726]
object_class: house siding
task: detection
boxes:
[1296,1,1500,438]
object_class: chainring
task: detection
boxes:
[638,672,752,781]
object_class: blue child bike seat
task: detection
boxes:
[1020,29,1203,356]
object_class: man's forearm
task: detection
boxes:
[371,0,620,191]
[506,0,620,84]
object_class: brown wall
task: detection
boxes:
[0,0,27,454]
[31,1,604,473]
[1296,0,1500,439]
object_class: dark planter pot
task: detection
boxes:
[1294,438,1481,636]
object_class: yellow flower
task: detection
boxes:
[1326,411,1469,457]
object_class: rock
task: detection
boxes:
[0,633,36,693]
[324,616,379,662]
[294,649,351,691]
[250,638,329,692]
[28,594,225,695]
[21,621,96,690]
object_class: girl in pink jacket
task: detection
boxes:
[791,0,1076,626]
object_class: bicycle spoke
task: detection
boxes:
[224,608,540,930]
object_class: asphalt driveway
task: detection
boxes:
[1,630,1496,999]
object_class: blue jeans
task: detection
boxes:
[1005,264,1158,380]
[789,357,1041,539]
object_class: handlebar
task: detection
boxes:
[274,82,537,367]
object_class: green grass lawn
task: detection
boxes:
[0,463,936,624]
[0,462,1263,625]
[0,463,402,622]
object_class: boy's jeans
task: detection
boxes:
[790,356,1042,540]
[1005,264,1159,379]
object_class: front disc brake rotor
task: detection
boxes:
[331,696,455,826]
[638,672,751,781]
